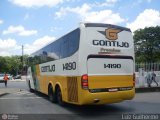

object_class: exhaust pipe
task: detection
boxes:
[94,99,100,103]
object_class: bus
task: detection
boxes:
[26,23,135,105]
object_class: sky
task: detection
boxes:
[0,0,160,56]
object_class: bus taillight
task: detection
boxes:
[81,74,88,90]
[133,73,135,86]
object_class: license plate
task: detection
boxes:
[108,88,118,92]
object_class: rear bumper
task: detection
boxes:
[79,88,135,105]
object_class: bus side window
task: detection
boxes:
[61,39,69,58]
[28,57,33,65]
[68,28,80,56]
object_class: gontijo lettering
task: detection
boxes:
[93,40,129,48]
[41,65,55,72]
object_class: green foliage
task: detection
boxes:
[133,26,160,63]
[0,56,8,72]
[0,55,29,75]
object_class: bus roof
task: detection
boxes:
[31,23,131,56]
[82,23,131,32]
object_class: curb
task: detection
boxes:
[136,87,160,93]
[9,80,26,82]
[0,93,8,97]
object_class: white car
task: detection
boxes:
[0,74,12,82]
[0,73,5,83]
[7,74,13,80]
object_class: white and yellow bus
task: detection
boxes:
[27,23,135,105]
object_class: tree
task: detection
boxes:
[0,55,29,75]
[0,56,8,72]
[134,26,160,63]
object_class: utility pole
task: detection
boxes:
[22,45,24,67]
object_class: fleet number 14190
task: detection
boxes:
[104,64,121,69]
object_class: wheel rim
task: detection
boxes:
[49,88,53,101]
[57,88,62,104]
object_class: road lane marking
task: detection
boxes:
[13,91,34,95]
[0,97,42,99]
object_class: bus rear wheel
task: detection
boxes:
[56,87,65,106]
[48,86,56,103]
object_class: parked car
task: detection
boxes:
[7,74,13,80]
[0,73,5,83]
[0,73,13,82]
[13,75,21,79]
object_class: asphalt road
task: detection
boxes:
[0,81,160,120]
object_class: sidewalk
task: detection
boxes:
[9,79,26,82]
[0,88,21,97]
[135,81,160,92]
[0,91,8,97]
[136,86,160,93]
[0,77,26,96]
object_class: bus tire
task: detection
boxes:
[56,87,65,106]
[28,81,34,93]
[48,86,57,103]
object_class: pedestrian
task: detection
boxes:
[151,70,158,87]
[146,70,151,87]
[3,73,9,87]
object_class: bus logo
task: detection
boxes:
[105,28,122,40]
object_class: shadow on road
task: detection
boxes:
[62,103,134,116]
[34,91,134,117]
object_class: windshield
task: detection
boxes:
[0,74,4,77]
